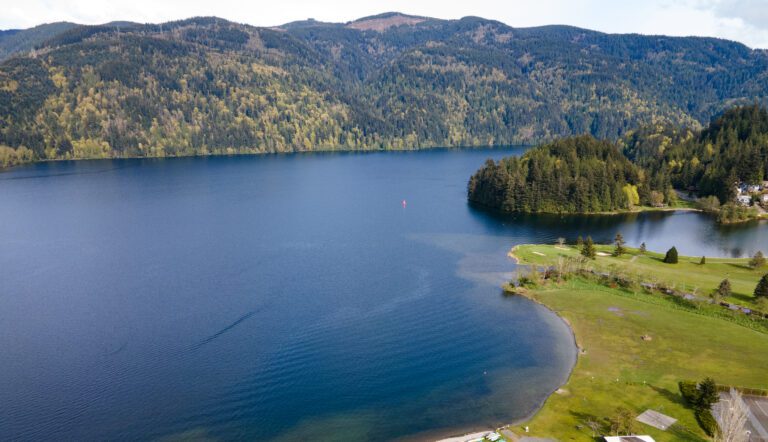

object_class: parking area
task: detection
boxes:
[743,395,768,442]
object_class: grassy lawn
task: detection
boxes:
[511,244,767,308]
[514,278,768,441]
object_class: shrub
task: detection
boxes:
[679,380,699,404]
[696,195,721,212]
[714,279,731,300]
[695,409,719,437]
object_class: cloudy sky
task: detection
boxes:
[2,0,768,48]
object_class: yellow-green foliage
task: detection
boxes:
[622,184,640,208]
[0,145,34,168]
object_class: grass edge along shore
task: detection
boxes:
[500,243,768,441]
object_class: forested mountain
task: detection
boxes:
[623,105,768,202]
[0,22,78,61]
[467,136,666,213]
[1,13,768,163]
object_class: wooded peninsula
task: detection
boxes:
[468,105,768,221]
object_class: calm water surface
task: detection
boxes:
[2,149,768,441]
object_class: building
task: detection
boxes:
[738,195,752,206]
[603,436,656,442]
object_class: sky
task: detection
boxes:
[2,0,768,48]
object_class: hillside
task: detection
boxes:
[623,105,768,202]
[0,22,78,61]
[1,14,768,161]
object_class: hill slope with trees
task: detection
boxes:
[1,14,768,162]
[467,135,667,213]
[623,105,768,203]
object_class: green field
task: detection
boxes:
[511,244,767,308]
[510,245,768,441]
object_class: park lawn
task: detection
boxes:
[510,244,767,308]
[516,278,768,441]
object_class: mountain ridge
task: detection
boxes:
[0,13,766,162]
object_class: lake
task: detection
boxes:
[2,148,768,441]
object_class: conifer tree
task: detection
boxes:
[582,236,596,259]
[613,233,626,257]
[663,246,678,264]
[755,273,768,298]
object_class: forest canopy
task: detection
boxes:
[467,135,671,214]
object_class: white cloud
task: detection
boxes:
[0,0,766,48]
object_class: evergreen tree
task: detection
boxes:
[613,233,626,257]
[663,246,678,264]
[697,378,719,410]
[576,236,584,247]
[755,273,768,298]
[700,256,706,265]
[582,236,596,259]
[749,251,766,269]
[639,242,646,254]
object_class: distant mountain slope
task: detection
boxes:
[0,14,767,160]
[0,22,78,61]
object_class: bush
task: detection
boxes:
[679,380,699,404]
[696,195,721,212]
[663,246,678,264]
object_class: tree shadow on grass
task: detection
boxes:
[730,292,756,305]
[649,384,686,406]
[726,263,753,271]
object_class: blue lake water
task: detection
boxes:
[2,149,768,441]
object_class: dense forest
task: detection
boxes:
[1,13,767,164]
[469,105,768,215]
[623,105,768,203]
[467,135,669,213]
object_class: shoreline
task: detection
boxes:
[429,249,580,442]
[503,243,768,440]
[0,144,532,172]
